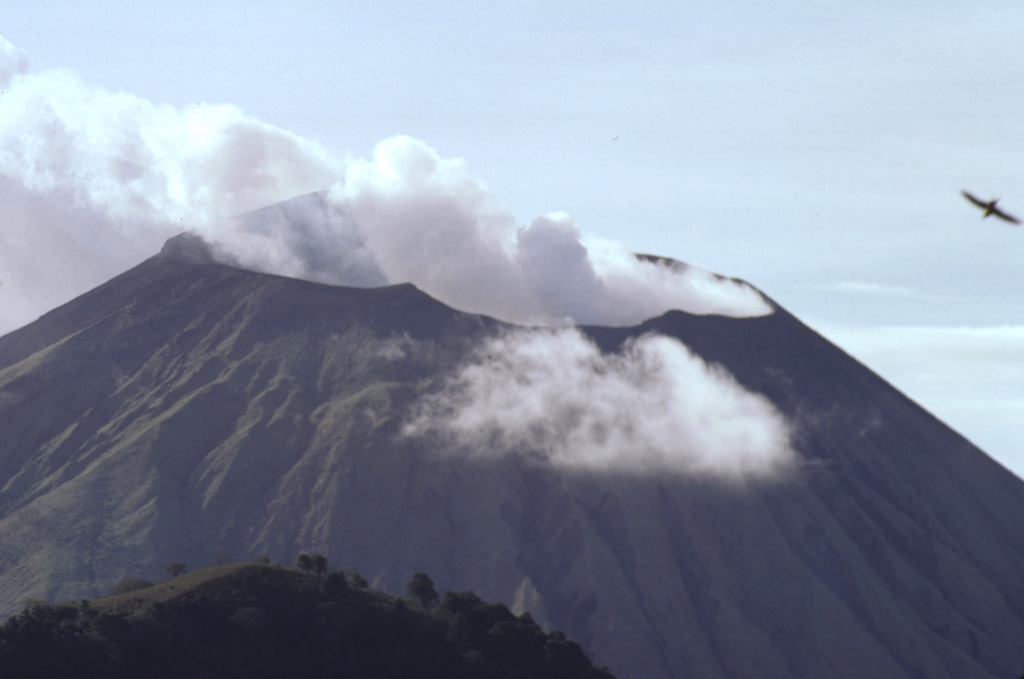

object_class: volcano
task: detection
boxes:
[2,224,1024,679]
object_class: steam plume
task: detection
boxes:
[330,137,771,325]
[0,37,769,334]
[0,38,341,332]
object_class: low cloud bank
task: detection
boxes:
[404,328,795,480]
[0,35,769,334]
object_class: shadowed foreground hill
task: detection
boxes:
[0,563,614,679]
[3,226,1024,678]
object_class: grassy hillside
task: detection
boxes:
[0,562,615,679]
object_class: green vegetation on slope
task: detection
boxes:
[0,562,615,679]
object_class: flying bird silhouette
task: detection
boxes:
[961,190,1021,225]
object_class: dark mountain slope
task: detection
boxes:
[586,308,1024,677]
[1,241,1024,678]
[0,233,480,372]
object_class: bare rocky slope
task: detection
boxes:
[2,235,1024,678]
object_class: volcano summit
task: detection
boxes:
[1,201,1024,679]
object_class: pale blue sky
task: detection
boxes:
[2,1,1023,474]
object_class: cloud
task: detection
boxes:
[404,328,795,480]
[0,51,344,332]
[0,39,770,336]
[806,280,947,300]
[0,68,341,224]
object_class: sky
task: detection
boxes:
[1,1,1023,476]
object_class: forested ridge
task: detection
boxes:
[0,561,614,679]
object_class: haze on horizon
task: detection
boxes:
[0,1,1022,476]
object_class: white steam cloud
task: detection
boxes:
[0,36,342,332]
[330,137,770,325]
[404,328,795,480]
[0,36,770,335]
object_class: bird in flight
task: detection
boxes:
[961,190,1021,225]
